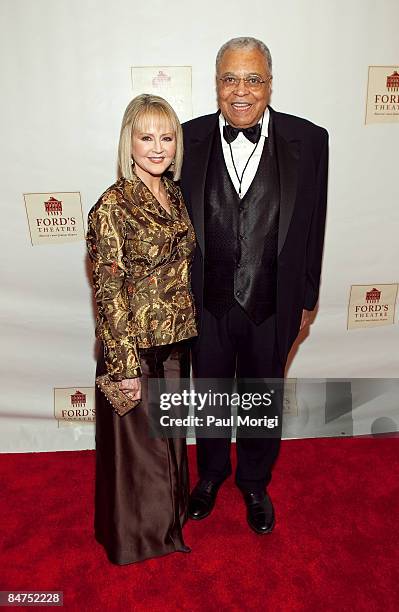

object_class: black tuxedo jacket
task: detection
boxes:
[180,107,329,364]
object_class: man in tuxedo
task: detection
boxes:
[180,37,328,534]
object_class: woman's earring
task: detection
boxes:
[170,160,175,166]
[131,158,134,166]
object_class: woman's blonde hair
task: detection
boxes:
[118,93,183,181]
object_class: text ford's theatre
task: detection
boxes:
[24,192,85,245]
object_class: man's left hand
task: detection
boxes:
[300,309,312,331]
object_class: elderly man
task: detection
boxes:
[180,37,328,533]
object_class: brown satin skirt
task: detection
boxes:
[94,341,190,565]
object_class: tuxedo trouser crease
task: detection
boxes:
[94,342,189,565]
[192,304,284,492]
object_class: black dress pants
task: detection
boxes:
[191,304,284,492]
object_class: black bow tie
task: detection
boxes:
[223,123,261,144]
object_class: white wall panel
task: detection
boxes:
[1,0,398,451]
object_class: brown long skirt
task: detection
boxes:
[94,342,190,565]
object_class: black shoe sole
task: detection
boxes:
[188,508,212,520]
[177,545,192,553]
[247,516,275,535]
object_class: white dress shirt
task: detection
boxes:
[219,108,270,198]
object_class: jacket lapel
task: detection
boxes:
[184,113,219,253]
[272,109,300,255]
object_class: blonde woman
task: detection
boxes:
[86,94,197,564]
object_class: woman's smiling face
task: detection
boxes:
[131,117,176,180]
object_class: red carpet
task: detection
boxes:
[0,438,398,611]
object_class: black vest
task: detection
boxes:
[203,124,280,325]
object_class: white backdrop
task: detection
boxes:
[1,0,398,452]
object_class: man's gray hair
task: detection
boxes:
[216,36,272,74]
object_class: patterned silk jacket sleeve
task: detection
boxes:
[86,174,197,381]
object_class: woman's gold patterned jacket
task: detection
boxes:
[86,174,197,380]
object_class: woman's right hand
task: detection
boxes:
[119,377,142,401]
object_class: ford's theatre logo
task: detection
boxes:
[131,65,193,124]
[347,283,398,329]
[386,71,399,92]
[37,195,76,233]
[365,288,381,303]
[374,70,399,111]
[366,66,399,124]
[71,390,86,408]
[152,70,171,89]
[54,387,95,422]
[355,288,388,318]
[24,191,84,246]
[44,196,63,215]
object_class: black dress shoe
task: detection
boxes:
[177,545,191,553]
[188,480,222,520]
[243,491,275,534]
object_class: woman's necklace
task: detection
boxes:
[156,181,171,215]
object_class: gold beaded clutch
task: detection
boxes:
[96,374,140,416]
